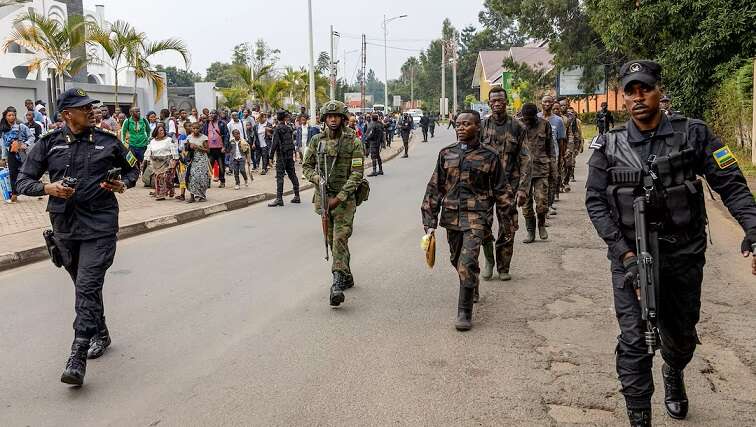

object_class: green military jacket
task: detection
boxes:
[302,126,365,214]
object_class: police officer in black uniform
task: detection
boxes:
[586,61,756,426]
[267,110,300,207]
[17,88,139,386]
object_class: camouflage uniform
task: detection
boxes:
[521,118,553,221]
[558,114,570,191]
[421,142,512,289]
[480,115,531,274]
[303,117,364,280]
[563,115,583,186]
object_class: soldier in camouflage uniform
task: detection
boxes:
[520,103,553,243]
[559,99,583,189]
[480,87,531,283]
[303,101,365,307]
[421,110,512,331]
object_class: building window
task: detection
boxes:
[12,65,30,79]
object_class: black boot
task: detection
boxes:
[454,286,474,331]
[481,241,495,281]
[340,272,354,290]
[377,158,384,175]
[537,213,549,240]
[662,364,689,420]
[291,189,301,204]
[87,326,111,359]
[367,166,378,177]
[473,285,480,304]
[61,337,90,385]
[268,198,284,207]
[329,272,346,307]
[626,408,651,427]
[523,218,536,243]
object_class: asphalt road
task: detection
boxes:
[1,127,754,426]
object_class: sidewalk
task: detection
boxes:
[0,142,406,270]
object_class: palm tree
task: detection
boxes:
[252,79,290,112]
[128,38,190,105]
[281,67,308,107]
[89,20,143,112]
[3,10,91,96]
[233,63,273,105]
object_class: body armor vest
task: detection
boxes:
[604,118,705,240]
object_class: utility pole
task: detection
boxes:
[410,64,414,109]
[441,40,446,117]
[360,34,366,111]
[307,0,316,124]
[752,57,756,165]
[383,14,408,112]
[329,26,336,100]
[451,39,458,114]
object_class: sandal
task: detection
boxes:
[175,195,185,200]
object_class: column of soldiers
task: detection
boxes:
[421,86,586,331]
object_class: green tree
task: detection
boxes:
[155,65,202,87]
[3,10,91,96]
[89,20,143,112]
[221,87,249,110]
[128,37,190,104]
[253,39,280,75]
[205,62,237,88]
[232,42,251,65]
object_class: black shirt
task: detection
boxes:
[17,126,139,240]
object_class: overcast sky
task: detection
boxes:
[83,0,485,82]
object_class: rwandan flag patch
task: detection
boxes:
[351,158,363,168]
[713,146,736,169]
[126,151,137,167]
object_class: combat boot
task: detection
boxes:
[268,198,284,207]
[454,286,474,331]
[367,166,378,177]
[523,218,536,243]
[61,337,90,385]
[626,408,651,427]
[662,364,689,420]
[87,325,111,359]
[499,271,512,281]
[481,241,495,281]
[537,213,549,240]
[473,284,480,303]
[329,272,346,307]
[340,272,354,290]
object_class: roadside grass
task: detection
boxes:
[581,124,598,142]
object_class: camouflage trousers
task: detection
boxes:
[327,197,357,274]
[523,177,549,220]
[447,228,485,289]
[562,144,577,185]
[483,211,518,273]
[548,157,559,206]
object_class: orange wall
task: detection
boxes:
[572,88,623,113]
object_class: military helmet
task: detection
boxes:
[320,100,349,121]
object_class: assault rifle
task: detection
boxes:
[317,140,330,261]
[633,161,661,354]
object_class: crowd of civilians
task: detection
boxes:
[1,99,412,205]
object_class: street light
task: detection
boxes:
[382,13,407,112]
[307,0,316,125]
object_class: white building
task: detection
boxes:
[0,0,171,113]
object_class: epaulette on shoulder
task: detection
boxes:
[608,125,626,133]
[93,126,119,139]
[38,127,62,141]
[481,144,498,155]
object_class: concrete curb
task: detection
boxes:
[0,143,407,272]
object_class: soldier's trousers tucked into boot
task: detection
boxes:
[482,211,517,276]
[610,254,703,411]
[447,228,484,289]
[522,177,549,221]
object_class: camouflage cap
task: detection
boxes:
[320,100,349,120]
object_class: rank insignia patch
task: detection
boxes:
[713,146,736,169]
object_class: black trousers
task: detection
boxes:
[275,150,299,198]
[430,125,435,137]
[611,250,704,409]
[208,148,225,183]
[401,132,410,155]
[421,127,428,141]
[7,153,21,194]
[60,236,117,339]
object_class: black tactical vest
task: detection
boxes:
[604,118,705,240]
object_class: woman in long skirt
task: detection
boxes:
[187,121,209,202]
[143,123,178,200]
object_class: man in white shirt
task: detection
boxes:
[252,113,269,174]
[227,111,246,140]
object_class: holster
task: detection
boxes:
[43,230,70,268]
